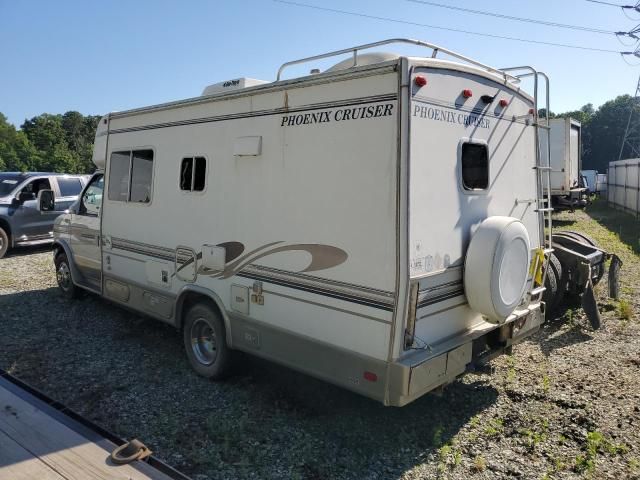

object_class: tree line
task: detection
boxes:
[0,111,100,174]
[544,94,637,173]
[0,94,638,174]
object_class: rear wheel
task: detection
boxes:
[54,252,79,299]
[183,302,232,379]
[543,253,563,314]
[0,227,9,259]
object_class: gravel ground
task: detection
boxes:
[0,202,638,480]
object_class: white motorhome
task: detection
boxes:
[45,39,552,406]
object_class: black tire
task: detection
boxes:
[54,252,79,299]
[0,227,9,259]
[543,253,563,314]
[183,302,232,379]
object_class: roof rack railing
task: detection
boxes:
[276,38,520,82]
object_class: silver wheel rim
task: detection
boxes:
[190,318,217,366]
[56,262,72,291]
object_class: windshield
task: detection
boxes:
[0,174,24,196]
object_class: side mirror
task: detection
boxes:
[18,191,36,202]
[37,189,55,212]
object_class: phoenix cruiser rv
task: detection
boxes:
[44,39,562,406]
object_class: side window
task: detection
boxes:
[180,157,206,192]
[57,177,82,197]
[130,150,154,202]
[461,143,489,191]
[108,149,154,203]
[108,152,131,201]
[21,178,51,199]
[81,175,104,216]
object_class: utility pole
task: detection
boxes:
[618,73,640,160]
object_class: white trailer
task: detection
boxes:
[608,158,640,217]
[541,118,586,209]
[44,39,554,406]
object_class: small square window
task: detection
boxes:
[461,143,488,191]
[180,157,206,192]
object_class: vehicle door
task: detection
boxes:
[12,177,55,238]
[70,174,104,291]
[53,176,85,212]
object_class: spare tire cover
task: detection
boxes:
[464,216,531,324]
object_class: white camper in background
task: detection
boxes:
[542,118,586,209]
[45,39,552,406]
[596,173,607,195]
[581,169,597,194]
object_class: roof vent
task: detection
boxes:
[325,52,400,73]
[201,77,269,96]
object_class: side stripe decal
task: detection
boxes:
[108,94,397,135]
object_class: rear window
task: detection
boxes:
[57,177,83,197]
[0,174,23,196]
[461,143,489,191]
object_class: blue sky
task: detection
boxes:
[1,0,638,126]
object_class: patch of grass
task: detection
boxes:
[506,355,517,384]
[472,455,486,472]
[574,430,630,474]
[431,425,444,447]
[438,444,452,461]
[574,454,595,474]
[586,199,640,255]
[437,442,462,470]
[519,419,549,452]
[484,418,504,437]
[618,299,633,321]
[554,456,567,471]
[542,374,551,394]
[469,415,480,428]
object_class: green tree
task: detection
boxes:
[0,113,40,171]
[584,95,636,171]
[15,111,101,173]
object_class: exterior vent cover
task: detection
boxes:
[201,78,269,96]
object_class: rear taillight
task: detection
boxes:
[363,371,378,382]
[414,75,427,87]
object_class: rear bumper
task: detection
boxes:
[385,302,543,406]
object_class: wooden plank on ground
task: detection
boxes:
[0,429,67,480]
[0,385,174,480]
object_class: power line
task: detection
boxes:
[407,0,616,35]
[583,0,638,8]
[273,0,624,54]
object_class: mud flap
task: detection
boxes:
[608,254,622,300]
[581,278,601,330]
